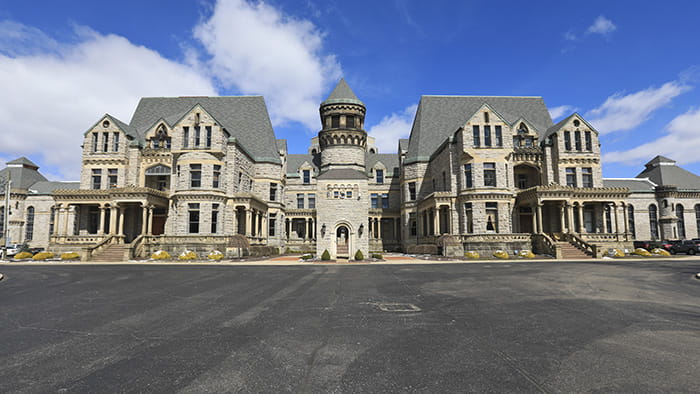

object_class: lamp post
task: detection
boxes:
[1,175,11,260]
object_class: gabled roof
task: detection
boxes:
[29,181,80,195]
[398,139,409,153]
[84,114,139,141]
[321,78,364,106]
[636,156,700,190]
[0,160,48,190]
[405,95,552,163]
[129,96,280,163]
[286,154,320,176]
[7,157,39,168]
[366,153,400,176]
[541,112,598,140]
[316,168,368,180]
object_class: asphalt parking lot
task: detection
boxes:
[1,260,699,393]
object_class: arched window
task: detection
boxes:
[25,206,35,241]
[695,205,700,238]
[627,205,635,238]
[49,206,56,235]
[649,204,659,239]
[676,204,685,239]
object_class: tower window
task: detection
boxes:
[190,164,201,188]
[408,182,416,200]
[269,183,277,201]
[564,131,572,151]
[188,203,200,233]
[472,126,480,147]
[213,165,221,188]
[566,167,577,187]
[346,115,355,128]
[92,169,102,189]
[483,163,496,187]
[211,204,219,234]
[331,115,340,128]
[108,168,118,188]
[582,167,593,187]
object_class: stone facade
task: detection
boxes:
[5,81,700,260]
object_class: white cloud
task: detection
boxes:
[368,104,417,154]
[563,31,577,41]
[193,0,341,130]
[603,107,700,166]
[586,81,690,134]
[586,16,616,36]
[549,105,577,120]
[0,22,217,180]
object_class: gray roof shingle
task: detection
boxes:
[129,96,280,163]
[286,154,320,176]
[0,163,48,190]
[636,156,700,190]
[29,181,80,195]
[321,78,364,106]
[366,153,400,176]
[316,168,368,180]
[603,178,655,192]
[405,95,552,163]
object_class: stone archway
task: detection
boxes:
[335,225,350,258]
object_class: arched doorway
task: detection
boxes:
[336,225,349,258]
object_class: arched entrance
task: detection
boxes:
[336,225,349,258]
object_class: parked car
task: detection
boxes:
[634,240,678,251]
[669,240,700,255]
[4,243,23,257]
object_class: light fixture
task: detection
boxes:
[359,223,364,236]
[321,224,326,237]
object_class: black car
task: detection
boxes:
[669,240,700,255]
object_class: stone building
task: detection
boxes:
[3,79,700,260]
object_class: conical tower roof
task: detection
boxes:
[321,78,364,106]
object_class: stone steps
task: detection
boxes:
[557,242,592,259]
[91,244,127,262]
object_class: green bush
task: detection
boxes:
[354,250,364,261]
[321,250,331,260]
[14,251,33,259]
[301,254,314,260]
[32,252,55,260]
[60,252,80,260]
[151,250,171,260]
[371,253,383,259]
[465,250,480,259]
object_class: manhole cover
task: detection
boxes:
[376,303,421,312]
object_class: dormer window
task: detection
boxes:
[518,123,528,134]
[484,112,489,123]
[303,169,311,184]
[376,169,384,184]
[195,113,200,125]
[152,125,171,149]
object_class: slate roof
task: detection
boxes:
[321,79,364,107]
[541,113,598,140]
[603,178,655,192]
[636,155,700,190]
[405,96,552,163]
[128,96,280,163]
[366,153,400,176]
[316,168,368,180]
[29,181,80,195]
[398,139,409,153]
[0,163,48,190]
[286,154,320,176]
[7,157,39,168]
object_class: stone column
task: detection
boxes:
[622,203,629,239]
[258,212,263,237]
[262,213,267,239]
[536,203,543,234]
[567,203,574,233]
[146,206,153,235]
[245,209,252,236]
[62,206,70,236]
[118,207,125,236]
[141,204,148,236]
[613,203,620,236]
[377,218,382,239]
[109,206,117,235]
[433,208,439,236]
[559,203,566,233]
[368,217,373,239]
[285,218,290,240]
[98,206,106,235]
[577,204,585,233]
[601,204,608,234]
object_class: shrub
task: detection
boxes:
[651,248,671,256]
[354,250,364,261]
[60,252,80,260]
[13,251,33,260]
[178,250,197,260]
[300,254,314,260]
[493,250,509,259]
[631,248,652,257]
[208,250,224,260]
[371,253,383,259]
[518,250,535,259]
[604,249,625,258]
[151,250,171,260]
[321,250,331,260]
[32,252,55,260]
[465,250,480,259]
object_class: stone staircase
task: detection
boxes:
[557,241,592,259]
[91,244,127,262]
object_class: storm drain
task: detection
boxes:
[375,302,421,312]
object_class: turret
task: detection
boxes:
[318,79,367,171]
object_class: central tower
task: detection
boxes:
[318,78,367,172]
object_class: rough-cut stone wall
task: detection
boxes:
[315,178,369,259]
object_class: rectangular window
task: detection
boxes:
[113,132,119,152]
[566,167,577,187]
[269,214,276,237]
[211,203,219,233]
[194,126,201,147]
[382,193,389,208]
[92,133,98,152]
[303,169,311,184]
[484,112,489,123]
[269,183,277,201]
[331,115,340,128]
[183,126,189,148]
[376,169,384,184]
[206,126,212,148]
[495,125,502,147]
[525,137,533,147]
[308,193,316,209]
[564,131,571,151]
[188,203,200,234]
[297,193,304,209]
[371,193,379,209]
[483,163,496,187]
[472,126,480,147]
[582,167,593,187]
[575,130,582,151]
[102,132,109,152]
[464,164,473,188]
[92,168,102,189]
[408,182,416,200]
[213,165,221,188]
[465,203,473,233]
[346,190,352,199]
[346,115,355,128]
[484,125,492,147]
[108,168,118,188]
[409,212,417,236]
[517,174,528,189]
[190,164,201,188]
[585,131,592,151]
[486,202,498,232]
[333,190,339,199]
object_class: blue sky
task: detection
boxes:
[1,0,700,181]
